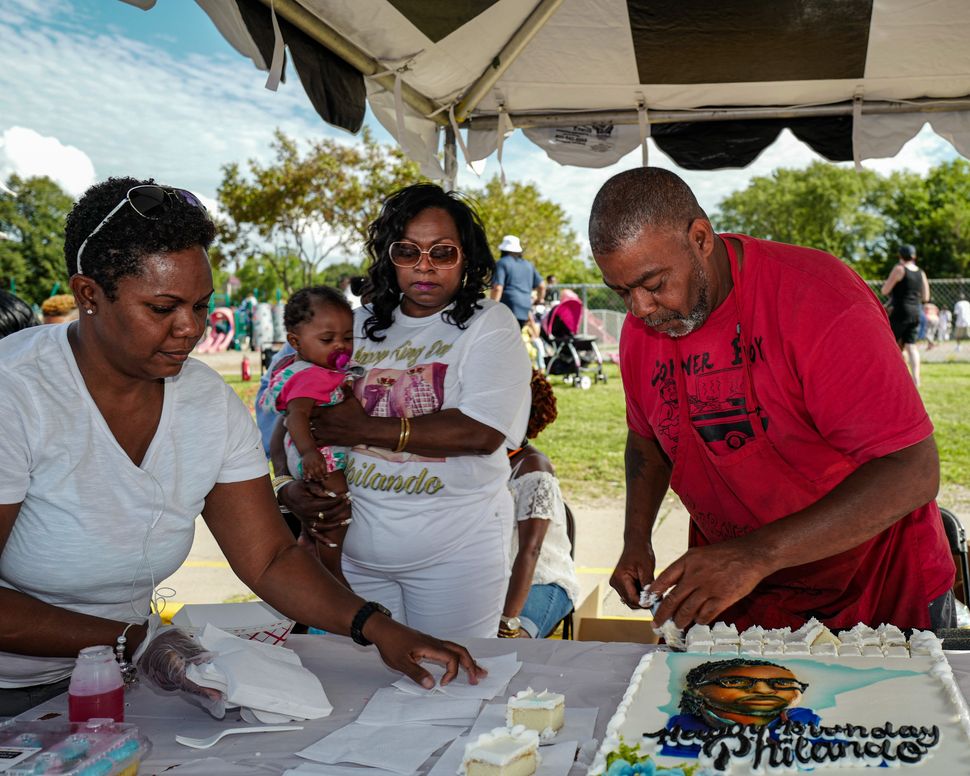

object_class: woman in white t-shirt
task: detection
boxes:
[0,177,482,717]
[501,371,579,639]
[286,184,532,639]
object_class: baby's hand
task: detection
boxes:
[301,450,330,482]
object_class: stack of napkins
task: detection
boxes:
[295,653,521,773]
[185,624,332,722]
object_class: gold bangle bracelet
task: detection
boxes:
[400,417,411,451]
[393,416,411,453]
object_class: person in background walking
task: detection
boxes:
[922,302,939,350]
[955,297,970,351]
[881,244,929,387]
[490,235,545,329]
[937,307,951,344]
[544,274,559,304]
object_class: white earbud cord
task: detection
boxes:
[128,470,174,622]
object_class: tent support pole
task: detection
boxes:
[453,0,565,122]
[443,126,458,191]
[257,0,447,126]
[464,96,970,130]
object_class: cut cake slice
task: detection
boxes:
[506,688,565,739]
[461,726,540,776]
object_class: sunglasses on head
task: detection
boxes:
[388,241,462,269]
[75,184,206,276]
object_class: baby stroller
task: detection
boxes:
[540,290,606,389]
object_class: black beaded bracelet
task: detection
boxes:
[351,601,391,646]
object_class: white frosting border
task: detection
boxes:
[586,628,970,775]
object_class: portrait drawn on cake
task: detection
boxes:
[661,658,819,757]
[636,652,950,772]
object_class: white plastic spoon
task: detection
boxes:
[175,725,304,749]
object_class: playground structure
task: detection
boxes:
[195,307,235,353]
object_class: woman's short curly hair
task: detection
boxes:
[526,370,558,439]
[40,294,77,317]
[64,177,215,300]
[284,285,352,331]
[362,183,494,342]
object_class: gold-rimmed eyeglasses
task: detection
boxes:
[388,241,462,269]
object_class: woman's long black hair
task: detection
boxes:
[362,183,494,342]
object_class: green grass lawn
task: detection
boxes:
[921,363,970,492]
[227,361,968,507]
[537,364,627,503]
[224,374,260,411]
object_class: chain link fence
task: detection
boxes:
[550,278,970,354]
[869,278,970,314]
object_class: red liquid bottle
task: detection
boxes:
[68,645,125,723]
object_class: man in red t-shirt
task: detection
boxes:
[590,168,954,632]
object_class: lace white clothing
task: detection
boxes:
[508,470,580,606]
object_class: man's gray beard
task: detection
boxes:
[653,256,710,338]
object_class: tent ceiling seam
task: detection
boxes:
[460,96,970,130]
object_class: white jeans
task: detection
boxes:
[342,509,512,640]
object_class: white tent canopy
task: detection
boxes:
[182,0,970,183]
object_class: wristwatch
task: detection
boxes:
[351,601,391,646]
[500,615,521,632]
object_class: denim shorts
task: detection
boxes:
[520,583,573,638]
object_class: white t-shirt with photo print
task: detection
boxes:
[345,299,531,571]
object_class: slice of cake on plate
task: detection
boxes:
[506,687,565,740]
[461,726,540,776]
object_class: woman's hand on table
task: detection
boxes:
[278,479,352,542]
[366,616,487,689]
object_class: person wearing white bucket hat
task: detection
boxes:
[491,234,545,329]
[498,234,523,254]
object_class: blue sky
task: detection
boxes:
[0,0,960,260]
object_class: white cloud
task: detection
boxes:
[0,126,96,196]
[0,2,345,205]
[5,0,71,25]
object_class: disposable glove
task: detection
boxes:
[137,626,226,718]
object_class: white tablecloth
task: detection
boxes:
[18,636,970,776]
[19,636,647,775]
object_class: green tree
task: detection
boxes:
[216,128,422,293]
[880,160,970,278]
[714,162,888,277]
[0,175,73,304]
[469,176,596,282]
